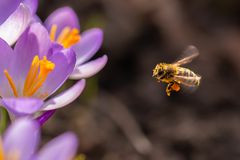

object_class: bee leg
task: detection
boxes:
[166,82,174,96]
[171,82,180,92]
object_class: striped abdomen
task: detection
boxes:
[174,67,201,87]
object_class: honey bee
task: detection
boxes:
[152,45,201,96]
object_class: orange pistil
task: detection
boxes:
[50,24,81,48]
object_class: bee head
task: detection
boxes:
[152,63,166,80]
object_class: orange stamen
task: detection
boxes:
[4,70,18,97]
[56,27,71,44]
[23,56,55,97]
[61,28,81,48]
[50,24,57,41]
[23,56,40,95]
[0,139,4,160]
[50,25,81,48]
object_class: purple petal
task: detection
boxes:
[48,42,64,56]
[11,22,51,92]
[14,22,51,59]
[32,15,42,23]
[73,28,103,66]
[3,118,40,160]
[70,55,108,79]
[44,7,79,36]
[0,0,22,24]
[2,98,44,116]
[0,38,16,97]
[42,80,85,111]
[0,3,31,45]
[36,110,56,126]
[37,132,78,160]
[23,0,38,14]
[39,48,76,97]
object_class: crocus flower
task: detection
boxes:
[44,7,108,79]
[23,0,38,14]
[0,1,32,45]
[0,118,78,160]
[0,0,22,24]
[0,22,85,118]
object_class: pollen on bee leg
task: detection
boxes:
[171,83,180,92]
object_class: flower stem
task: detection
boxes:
[0,107,8,134]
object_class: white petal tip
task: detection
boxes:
[70,55,108,80]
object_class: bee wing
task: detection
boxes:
[173,45,199,66]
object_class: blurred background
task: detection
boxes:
[38,0,240,160]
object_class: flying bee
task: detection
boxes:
[152,45,201,96]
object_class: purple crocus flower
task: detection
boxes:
[0,118,78,160]
[23,0,38,14]
[0,22,85,119]
[44,7,108,79]
[0,0,22,24]
[0,1,33,45]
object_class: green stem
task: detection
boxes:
[0,107,8,134]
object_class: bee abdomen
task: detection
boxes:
[185,75,201,86]
[176,68,194,77]
[175,68,201,86]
